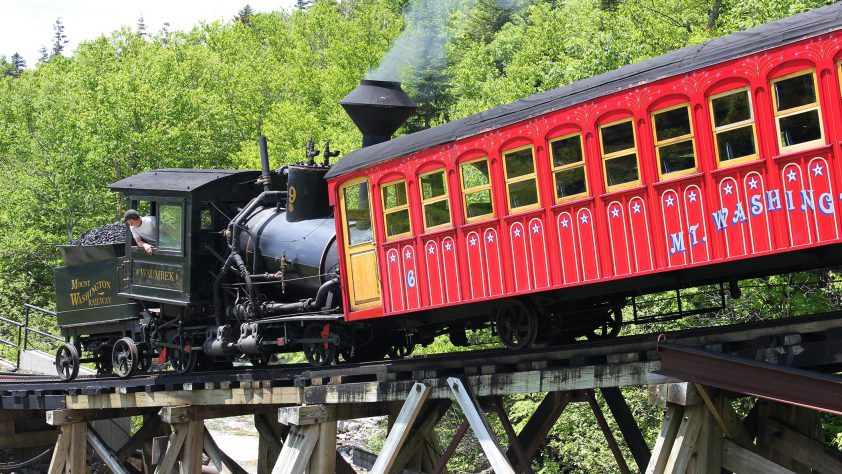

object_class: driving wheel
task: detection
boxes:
[112,337,139,378]
[167,335,197,374]
[387,341,415,359]
[302,322,335,367]
[496,299,539,350]
[55,343,80,381]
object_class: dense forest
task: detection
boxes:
[1,0,840,471]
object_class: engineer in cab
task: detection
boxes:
[123,209,157,255]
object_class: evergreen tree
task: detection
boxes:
[51,18,68,58]
[137,16,146,37]
[9,53,26,77]
[296,0,315,11]
[235,5,254,25]
[37,46,49,64]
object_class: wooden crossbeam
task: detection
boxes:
[47,408,155,425]
[391,399,451,471]
[117,415,164,461]
[66,387,302,410]
[601,387,651,471]
[370,382,430,474]
[87,423,130,474]
[763,417,842,473]
[722,438,796,474]
[586,390,630,474]
[447,377,515,474]
[204,427,250,474]
[160,404,287,424]
[154,425,187,474]
[490,398,532,474]
[507,391,571,470]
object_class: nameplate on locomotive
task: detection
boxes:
[133,262,183,291]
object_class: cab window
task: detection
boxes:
[709,87,758,166]
[549,133,588,202]
[381,179,412,240]
[460,157,494,222]
[419,169,451,231]
[503,145,540,212]
[771,70,824,152]
[599,119,641,190]
[158,203,183,251]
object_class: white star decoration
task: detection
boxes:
[688,191,697,202]
[665,195,675,207]
[404,249,411,260]
[813,163,824,176]
[580,213,589,224]
[427,244,435,254]
[611,207,620,218]
[469,236,477,246]
[389,253,396,263]
[532,223,540,234]
[787,169,797,182]
[748,178,758,190]
[723,183,733,195]
[487,233,495,243]
[561,217,569,228]
[444,242,453,252]
[513,227,522,238]
[632,202,641,214]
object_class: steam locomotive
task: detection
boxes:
[54,4,842,380]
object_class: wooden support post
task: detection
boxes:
[447,377,515,474]
[370,382,430,474]
[68,421,88,474]
[271,424,320,474]
[645,405,683,474]
[308,418,337,474]
[689,398,722,474]
[179,421,204,474]
[391,399,451,472]
[586,390,630,474]
[663,404,704,473]
[154,425,187,474]
[256,412,287,474]
[601,387,651,471]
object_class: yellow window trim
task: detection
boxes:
[599,118,642,191]
[459,156,495,223]
[651,103,698,180]
[502,145,541,213]
[770,69,825,153]
[708,87,760,168]
[418,168,452,232]
[339,176,373,250]
[549,132,589,204]
[381,179,412,241]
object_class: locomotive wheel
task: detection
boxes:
[55,343,80,381]
[587,307,623,340]
[387,342,415,359]
[112,337,139,378]
[168,336,197,374]
[137,346,152,373]
[302,323,336,367]
[496,299,539,350]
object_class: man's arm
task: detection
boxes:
[133,236,153,255]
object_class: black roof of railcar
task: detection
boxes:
[109,169,261,194]
[326,2,842,180]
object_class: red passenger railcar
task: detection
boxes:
[326,4,842,347]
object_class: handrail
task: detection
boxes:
[0,304,63,372]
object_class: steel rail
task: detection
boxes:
[656,342,842,415]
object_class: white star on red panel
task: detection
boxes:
[665,195,675,207]
[428,244,435,254]
[723,183,733,195]
[389,253,396,263]
[611,207,620,218]
[513,227,522,238]
[561,217,569,228]
[688,190,697,202]
[580,213,589,224]
[470,236,477,246]
[487,233,495,243]
[444,242,453,252]
[532,223,540,234]
[813,163,824,176]
[632,202,641,214]
[787,169,797,182]
[748,178,758,190]
[404,249,411,260]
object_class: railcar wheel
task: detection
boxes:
[387,342,415,359]
[55,343,80,381]
[587,307,623,340]
[496,299,539,350]
[112,337,139,378]
[302,323,335,367]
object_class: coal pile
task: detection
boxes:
[70,222,126,246]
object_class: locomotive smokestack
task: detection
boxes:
[340,79,417,148]
[258,136,271,192]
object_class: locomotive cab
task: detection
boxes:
[110,169,262,306]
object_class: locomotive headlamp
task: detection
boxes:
[224,229,232,239]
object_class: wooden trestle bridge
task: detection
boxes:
[1,312,841,473]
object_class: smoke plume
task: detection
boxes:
[367,0,522,82]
